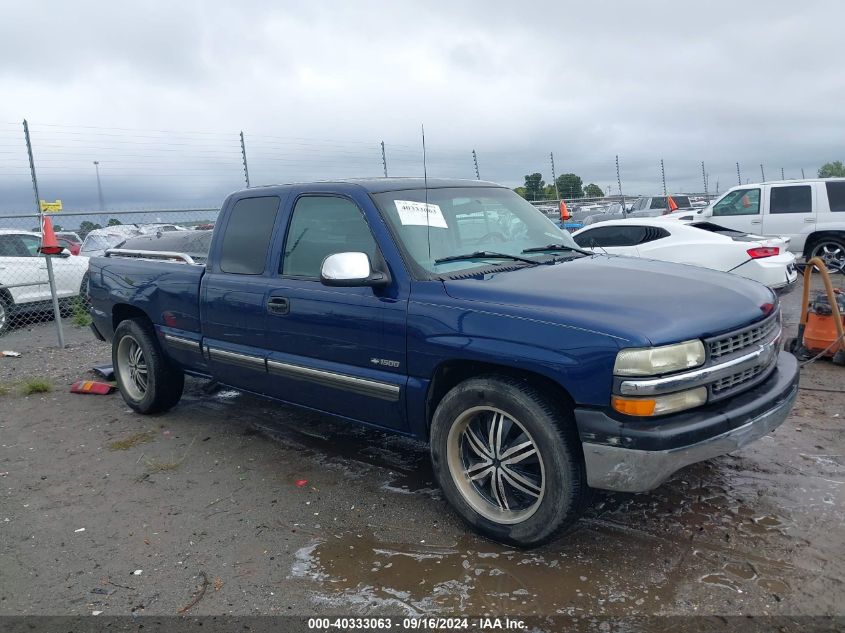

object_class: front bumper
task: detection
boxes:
[575,351,799,493]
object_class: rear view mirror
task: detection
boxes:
[320,252,389,287]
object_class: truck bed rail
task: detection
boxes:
[104,248,201,265]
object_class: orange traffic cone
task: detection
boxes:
[667,195,678,213]
[39,215,63,255]
[559,199,571,221]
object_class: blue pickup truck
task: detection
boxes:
[88,178,798,547]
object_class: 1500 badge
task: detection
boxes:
[370,358,400,368]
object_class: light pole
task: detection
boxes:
[93,161,104,211]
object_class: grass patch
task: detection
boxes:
[107,430,156,451]
[71,297,92,327]
[0,384,10,396]
[21,378,52,395]
[145,437,196,473]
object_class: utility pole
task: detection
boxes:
[760,164,766,182]
[736,162,742,186]
[660,158,667,197]
[381,141,388,177]
[23,119,64,348]
[701,161,708,197]
[239,131,250,187]
[93,161,105,211]
[615,155,624,208]
[801,167,806,179]
[781,167,785,180]
[472,149,480,180]
[550,152,559,199]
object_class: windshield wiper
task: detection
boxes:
[434,251,541,266]
[521,243,591,255]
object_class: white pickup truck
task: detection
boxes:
[695,178,845,272]
[0,230,89,334]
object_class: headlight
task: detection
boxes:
[612,387,708,417]
[614,340,705,376]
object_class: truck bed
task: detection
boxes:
[88,254,205,340]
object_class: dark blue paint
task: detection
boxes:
[88,178,776,440]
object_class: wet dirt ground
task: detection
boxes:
[0,277,843,618]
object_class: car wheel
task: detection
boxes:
[113,318,184,414]
[430,375,589,547]
[809,238,845,273]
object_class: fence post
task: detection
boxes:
[381,141,388,177]
[240,131,250,187]
[23,119,65,348]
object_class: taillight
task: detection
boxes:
[747,246,779,259]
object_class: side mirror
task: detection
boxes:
[59,248,72,258]
[320,252,389,287]
[702,206,713,217]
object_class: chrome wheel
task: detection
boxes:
[811,241,845,273]
[117,335,148,401]
[446,406,545,524]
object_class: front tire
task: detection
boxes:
[113,318,184,413]
[0,296,10,335]
[430,375,588,547]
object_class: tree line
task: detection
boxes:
[514,173,604,201]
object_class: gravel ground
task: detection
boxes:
[0,279,843,618]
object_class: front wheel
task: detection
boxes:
[113,318,184,413]
[430,376,588,547]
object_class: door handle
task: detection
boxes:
[803,218,815,223]
[267,297,289,315]
[750,220,761,224]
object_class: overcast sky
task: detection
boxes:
[1,0,843,213]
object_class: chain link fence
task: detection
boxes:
[0,209,218,342]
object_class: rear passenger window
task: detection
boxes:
[769,186,811,214]
[650,197,667,209]
[826,182,845,212]
[282,196,379,278]
[219,196,280,274]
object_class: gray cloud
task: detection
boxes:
[1,0,843,212]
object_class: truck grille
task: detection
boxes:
[708,313,779,360]
[711,365,767,395]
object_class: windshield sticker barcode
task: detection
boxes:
[394,200,448,228]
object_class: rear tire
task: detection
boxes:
[112,318,184,413]
[0,296,10,335]
[430,375,589,548]
[809,237,845,273]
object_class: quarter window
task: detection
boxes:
[219,196,280,274]
[573,225,668,248]
[712,188,761,216]
[825,182,845,212]
[282,196,379,278]
[769,186,811,214]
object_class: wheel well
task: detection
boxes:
[112,304,151,331]
[0,288,12,306]
[803,230,845,259]
[425,360,575,436]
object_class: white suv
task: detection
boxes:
[700,178,845,271]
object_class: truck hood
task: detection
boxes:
[442,255,776,347]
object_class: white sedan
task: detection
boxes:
[0,229,90,333]
[571,219,798,290]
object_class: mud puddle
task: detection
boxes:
[291,530,680,615]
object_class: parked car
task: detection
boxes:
[0,230,89,334]
[79,226,142,258]
[56,236,81,255]
[88,178,798,547]
[572,219,798,290]
[563,203,623,231]
[583,195,693,226]
[698,178,845,272]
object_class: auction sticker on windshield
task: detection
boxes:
[394,200,448,228]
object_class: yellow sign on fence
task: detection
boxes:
[39,199,62,213]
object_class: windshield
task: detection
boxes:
[81,233,128,254]
[372,187,580,275]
